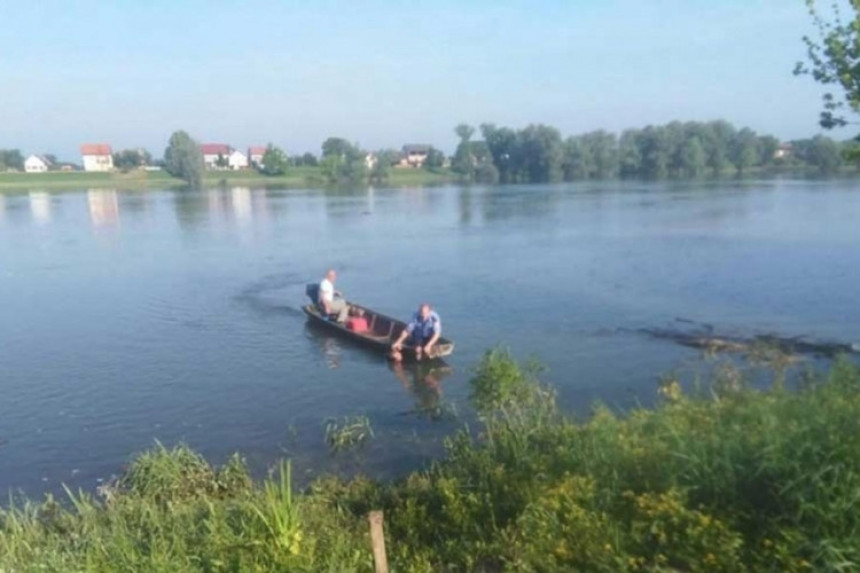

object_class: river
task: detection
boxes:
[1,179,858,497]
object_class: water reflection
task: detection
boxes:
[29,192,52,225]
[388,361,452,420]
[0,194,5,222]
[479,187,561,222]
[87,189,120,228]
[304,321,451,417]
[173,188,275,231]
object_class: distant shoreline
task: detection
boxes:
[0,167,456,192]
[0,165,856,193]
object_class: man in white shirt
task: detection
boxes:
[319,269,349,323]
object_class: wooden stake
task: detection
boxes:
[368,510,389,573]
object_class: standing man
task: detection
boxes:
[391,303,441,362]
[319,269,349,323]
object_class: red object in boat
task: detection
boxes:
[346,317,368,332]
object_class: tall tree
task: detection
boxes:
[806,135,844,174]
[703,120,736,176]
[582,130,619,178]
[259,144,289,176]
[163,130,204,188]
[562,136,594,180]
[300,152,318,167]
[322,137,357,159]
[757,135,780,166]
[795,1,860,129]
[423,147,446,171]
[0,149,24,171]
[517,124,563,183]
[618,130,643,178]
[481,123,519,182]
[680,136,706,178]
[729,128,760,175]
[452,124,477,180]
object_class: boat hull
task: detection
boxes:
[303,304,454,361]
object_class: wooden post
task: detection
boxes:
[368,510,389,573]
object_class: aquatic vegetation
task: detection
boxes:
[324,415,374,453]
[1,353,860,571]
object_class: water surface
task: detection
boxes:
[1,180,858,496]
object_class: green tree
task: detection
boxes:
[561,136,594,180]
[0,149,24,171]
[424,147,445,171]
[619,130,643,177]
[680,136,706,178]
[517,124,563,183]
[321,137,357,159]
[581,130,619,178]
[805,135,844,174]
[300,152,318,167]
[163,130,205,188]
[481,124,520,182]
[113,149,151,171]
[452,124,477,180]
[795,1,860,129]
[758,135,780,166]
[639,126,671,179]
[703,120,736,176]
[260,144,289,176]
[729,128,760,175]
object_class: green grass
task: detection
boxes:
[2,352,860,571]
[0,166,455,192]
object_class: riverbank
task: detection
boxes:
[0,167,455,192]
[2,351,859,571]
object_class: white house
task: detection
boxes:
[228,150,249,170]
[200,143,232,170]
[248,146,266,168]
[399,144,431,168]
[24,155,50,173]
[80,144,114,172]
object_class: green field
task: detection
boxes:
[0,167,455,192]
[2,350,860,571]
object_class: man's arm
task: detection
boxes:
[392,329,409,350]
[424,330,441,353]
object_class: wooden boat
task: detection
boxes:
[303,302,454,361]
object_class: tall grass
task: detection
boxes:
[2,352,859,571]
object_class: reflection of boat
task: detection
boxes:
[389,361,453,419]
[303,303,454,361]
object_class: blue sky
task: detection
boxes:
[0,0,843,161]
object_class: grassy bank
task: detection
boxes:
[0,167,455,192]
[2,352,860,571]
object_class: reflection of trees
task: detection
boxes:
[458,187,472,225]
[117,190,152,215]
[479,187,560,222]
[173,190,211,230]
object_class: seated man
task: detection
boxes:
[391,303,441,362]
[318,269,349,323]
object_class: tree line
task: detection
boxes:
[450,120,852,184]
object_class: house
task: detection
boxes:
[80,144,114,172]
[365,153,377,170]
[24,155,50,173]
[774,143,793,160]
[228,149,249,170]
[248,146,266,168]
[399,144,431,168]
[200,143,232,169]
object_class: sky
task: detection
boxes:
[0,0,846,161]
